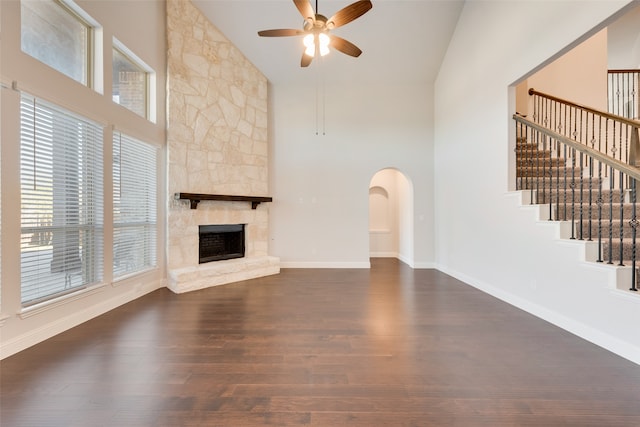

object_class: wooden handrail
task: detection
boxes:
[529,88,640,128]
[608,69,640,74]
[528,88,640,129]
[513,114,640,181]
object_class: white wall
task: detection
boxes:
[269,82,434,268]
[608,3,640,68]
[397,170,414,265]
[0,0,167,358]
[435,0,640,364]
[527,29,609,112]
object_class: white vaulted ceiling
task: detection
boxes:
[192,0,465,86]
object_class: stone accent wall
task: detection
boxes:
[166,0,278,292]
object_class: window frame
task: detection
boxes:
[111,39,154,121]
[20,0,98,88]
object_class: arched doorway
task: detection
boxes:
[368,168,414,266]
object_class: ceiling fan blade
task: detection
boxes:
[327,0,372,29]
[329,35,362,57]
[258,29,305,37]
[301,51,313,67]
[294,0,315,21]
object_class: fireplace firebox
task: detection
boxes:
[199,224,245,264]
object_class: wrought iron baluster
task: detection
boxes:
[536,128,541,204]
[631,178,638,292]
[570,147,576,240]
[612,120,617,163]
[524,122,529,191]
[633,71,638,119]
[523,122,528,191]
[607,166,614,264]
[579,152,584,240]
[603,116,608,158]
[556,139,560,221]
[619,170,625,266]
[564,102,568,140]
[516,121,521,190]
[617,72,622,116]
[579,109,584,151]
[596,162,603,262]
[588,156,593,241]
[620,73,633,117]
[563,144,567,221]
[544,97,549,129]
[546,136,552,220]
[627,123,631,165]
[593,112,598,151]
[529,126,534,203]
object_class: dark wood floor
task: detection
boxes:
[2,258,640,426]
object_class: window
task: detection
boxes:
[113,132,157,278]
[20,93,103,306]
[112,45,148,118]
[21,0,92,85]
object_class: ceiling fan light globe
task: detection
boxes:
[319,33,330,56]
[303,34,315,56]
[303,34,314,48]
[304,45,315,57]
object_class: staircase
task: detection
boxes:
[516,138,640,265]
[514,89,640,293]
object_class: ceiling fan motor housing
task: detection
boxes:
[304,14,329,32]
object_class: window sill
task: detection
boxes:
[19,283,108,319]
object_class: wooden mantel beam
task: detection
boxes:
[175,193,273,210]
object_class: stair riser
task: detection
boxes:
[517,157,565,164]
[517,168,582,178]
[516,151,556,158]
[556,204,640,220]
[520,178,601,190]
[533,190,624,204]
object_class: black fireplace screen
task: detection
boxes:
[199,224,245,264]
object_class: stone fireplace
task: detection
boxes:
[166,0,279,293]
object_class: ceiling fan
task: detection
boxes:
[258,0,373,67]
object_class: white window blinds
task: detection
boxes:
[113,132,157,278]
[20,93,104,306]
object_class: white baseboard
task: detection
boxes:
[436,263,640,366]
[397,253,414,268]
[413,261,436,269]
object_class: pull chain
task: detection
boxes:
[315,62,319,135]
[315,53,326,136]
